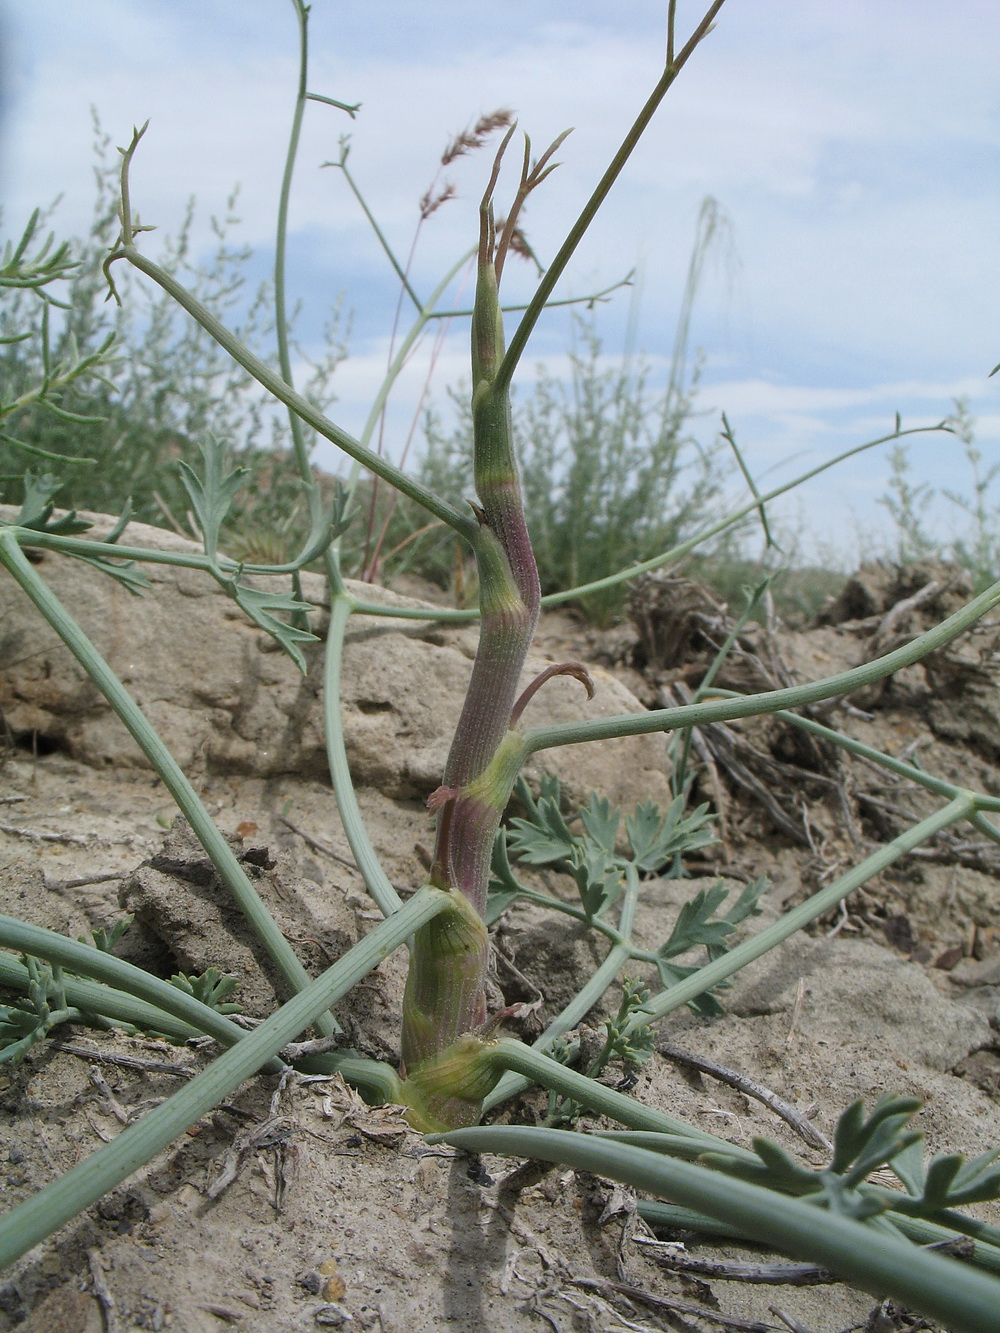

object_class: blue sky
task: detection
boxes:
[3,1,999,561]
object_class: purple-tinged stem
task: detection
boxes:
[400,154,543,1098]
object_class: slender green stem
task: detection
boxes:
[335,156,423,312]
[324,422,951,626]
[484,866,642,1110]
[633,796,972,1027]
[716,694,1000,812]
[524,579,1000,752]
[610,1130,1000,1261]
[351,248,476,477]
[970,810,1000,845]
[722,412,776,548]
[635,1199,1000,1278]
[440,1127,1000,1333]
[348,598,479,623]
[111,241,477,544]
[339,420,952,622]
[271,2,349,609]
[322,594,403,915]
[671,576,771,794]
[9,529,328,578]
[485,944,633,1114]
[486,1043,1000,1278]
[429,273,633,321]
[0,948,408,1104]
[539,422,949,609]
[305,92,360,115]
[484,1039,728,1140]
[332,247,476,569]
[0,952,198,1044]
[0,886,447,1272]
[0,914,282,1067]
[275,0,314,483]
[499,882,629,944]
[496,0,727,392]
[0,531,335,1036]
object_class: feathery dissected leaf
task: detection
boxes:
[507,785,577,864]
[8,470,92,535]
[654,875,767,1015]
[626,795,717,872]
[178,437,249,563]
[228,582,319,673]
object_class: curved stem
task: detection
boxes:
[539,422,950,609]
[322,593,404,915]
[346,247,476,504]
[440,1127,1000,1333]
[275,0,313,483]
[348,598,479,623]
[0,915,284,1070]
[496,0,727,393]
[0,952,199,1044]
[484,864,643,1111]
[333,152,423,313]
[632,795,972,1028]
[113,242,477,544]
[720,695,1000,813]
[0,886,448,1272]
[524,579,1000,752]
[12,529,329,579]
[484,1038,727,1139]
[0,531,336,1036]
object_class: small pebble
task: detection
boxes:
[314,1303,352,1327]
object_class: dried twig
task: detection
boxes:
[0,821,89,845]
[635,1239,836,1285]
[870,579,945,655]
[768,1308,818,1333]
[570,1276,780,1332]
[88,1247,120,1333]
[279,816,358,871]
[205,1115,295,1203]
[42,870,126,890]
[88,1066,133,1125]
[53,1043,196,1078]
[658,1040,833,1152]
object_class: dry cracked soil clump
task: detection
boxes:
[2,518,1000,1331]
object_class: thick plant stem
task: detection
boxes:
[399,176,540,1103]
[429,258,541,910]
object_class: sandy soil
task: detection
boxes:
[2,570,1000,1333]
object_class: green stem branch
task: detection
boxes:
[496,0,727,392]
[322,594,404,915]
[440,1126,1000,1333]
[109,241,476,543]
[0,531,335,1035]
[0,886,447,1272]
[524,579,1000,752]
[634,795,972,1027]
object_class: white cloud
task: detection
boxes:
[4,0,1000,560]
